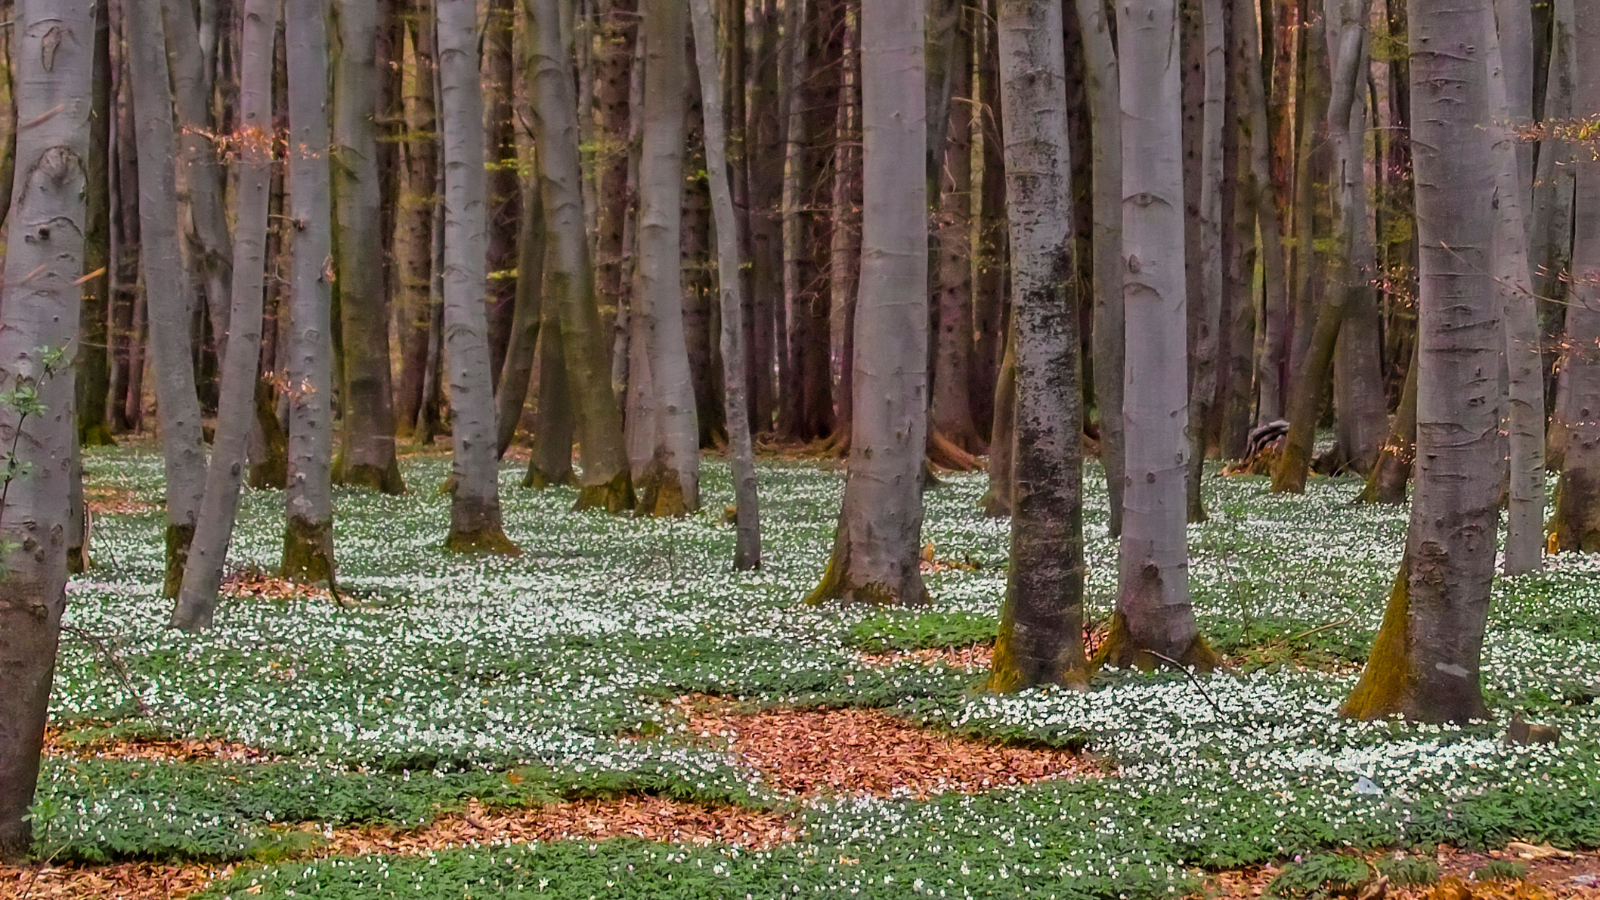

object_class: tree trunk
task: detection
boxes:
[970,0,1007,437]
[1249,0,1290,425]
[1549,0,1600,553]
[746,0,782,431]
[691,0,762,569]
[0,0,93,858]
[595,0,638,381]
[497,174,547,458]
[484,0,520,382]
[130,0,209,597]
[806,0,928,607]
[282,0,339,584]
[172,0,280,631]
[931,16,982,455]
[396,2,438,438]
[1218,0,1257,460]
[1485,6,1545,574]
[332,0,405,494]
[978,325,1017,517]
[529,0,635,511]
[1184,0,1227,523]
[77,0,115,449]
[987,0,1088,692]
[437,0,519,553]
[1356,341,1418,504]
[1342,0,1499,722]
[1529,0,1575,463]
[1100,0,1216,670]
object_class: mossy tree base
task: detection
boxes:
[1340,559,1411,719]
[336,460,407,495]
[78,421,117,447]
[1269,439,1312,494]
[633,460,691,518]
[1087,611,1221,673]
[443,526,523,556]
[162,523,196,599]
[573,470,635,514]
[281,516,336,587]
[522,466,578,490]
[1356,446,1410,505]
[987,629,1090,693]
[804,518,930,607]
[1551,468,1600,553]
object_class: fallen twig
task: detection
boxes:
[61,625,150,716]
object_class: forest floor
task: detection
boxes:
[9,447,1600,898]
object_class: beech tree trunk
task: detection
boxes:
[172,0,280,631]
[497,175,546,458]
[528,0,634,511]
[396,2,438,438]
[807,0,929,607]
[282,0,339,584]
[931,16,982,455]
[988,0,1087,691]
[77,1,115,449]
[0,0,93,858]
[1549,0,1600,552]
[1343,0,1499,722]
[1185,0,1227,523]
[129,0,208,597]
[437,0,519,553]
[332,0,405,494]
[691,0,762,569]
[1101,0,1215,669]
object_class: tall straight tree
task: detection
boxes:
[0,0,93,858]
[282,0,339,583]
[807,0,929,606]
[1549,0,1600,553]
[1098,0,1216,668]
[129,0,208,598]
[629,0,701,516]
[1185,0,1227,523]
[528,0,634,512]
[987,0,1088,691]
[172,0,281,631]
[332,0,406,494]
[438,0,519,553]
[1342,0,1500,721]
[689,0,762,568]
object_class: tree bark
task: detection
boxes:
[807,0,928,607]
[978,325,1017,517]
[528,0,635,511]
[396,1,438,438]
[77,0,115,449]
[1342,0,1499,722]
[987,0,1088,692]
[330,0,405,494]
[594,0,638,382]
[282,0,339,584]
[497,175,547,458]
[1184,0,1227,523]
[1549,0,1600,553]
[172,0,280,631]
[1101,0,1216,669]
[691,0,762,569]
[931,15,982,455]
[484,0,520,381]
[746,0,782,431]
[437,0,519,553]
[1356,341,1418,504]
[0,0,93,858]
[129,0,209,597]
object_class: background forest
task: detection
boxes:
[0,0,1598,896]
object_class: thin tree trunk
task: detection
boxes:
[484,0,520,381]
[130,0,209,597]
[332,0,405,494]
[396,1,438,438]
[528,0,635,511]
[1218,3,1256,460]
[281,0,339,583]
[978,325,1016,517]
[595,0,638,380]
[1342,0,1499,722]
[172,0,280,631]
[1485,5,1545,574]
[0,0,93,858]
[1549,0,1600,552]
[691,0,762,569]
[1357,340,1418,504]
[1100,0,1216,669]
[807,0,928,607]
[78,0,115,449]
[970,0,1007,438]
[746,0,782,431]
[437,0,519,553]
[1248,0,1290,425]
[1184,0,1227,523]
[524,292,579,487]
[987,0,1087,692]
[497,176,547,457]
[931,16,982,455]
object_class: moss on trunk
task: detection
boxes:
[804,515,931,607]
[633,457,690,517]
[337,459,407,495]
[574,469,635,513]
[1340,557,1411,719]
[1552,467,1600,552]
[162,522,195,599]
[522,466,579,490]
[281,515,335,586]
[1088,610,1220,673]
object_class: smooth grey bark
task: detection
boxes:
[1527,0,1575,309]
[171,0,281,631]
[930,16,982,453]
[1185,0,1228,523]
[0,0,93,858]
[163,0,234,350]
[497,176,547,458]
[1485,5,1546,574]
[630,0,700,515]
[129,0,208,598]
[1326,0,1386,475]
[1492,0,1533,207]
[807,0,928,607]
[1245,0,1289,425]
[332,0,405,494]
[690,0,761,568]
[1343,0,1500,722]
[438,0,518,553]
[528,0,634,512]
[1105,0,1213,667]
[1550,0,1600,552]
[987,0,1087,691]
[282,0,338,583]
[1075,0,1124,537]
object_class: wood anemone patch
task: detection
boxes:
[675,696,1108,799]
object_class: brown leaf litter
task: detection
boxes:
[43,728,281,765]
[221,566,332,603]
[1201,847,1600,900]
[84,486,157,517]
[0,861,225,900]
[673,695,1108,798]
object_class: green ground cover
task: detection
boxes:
[37,448,1600,898]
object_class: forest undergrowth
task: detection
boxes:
[21,447,1600,899]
